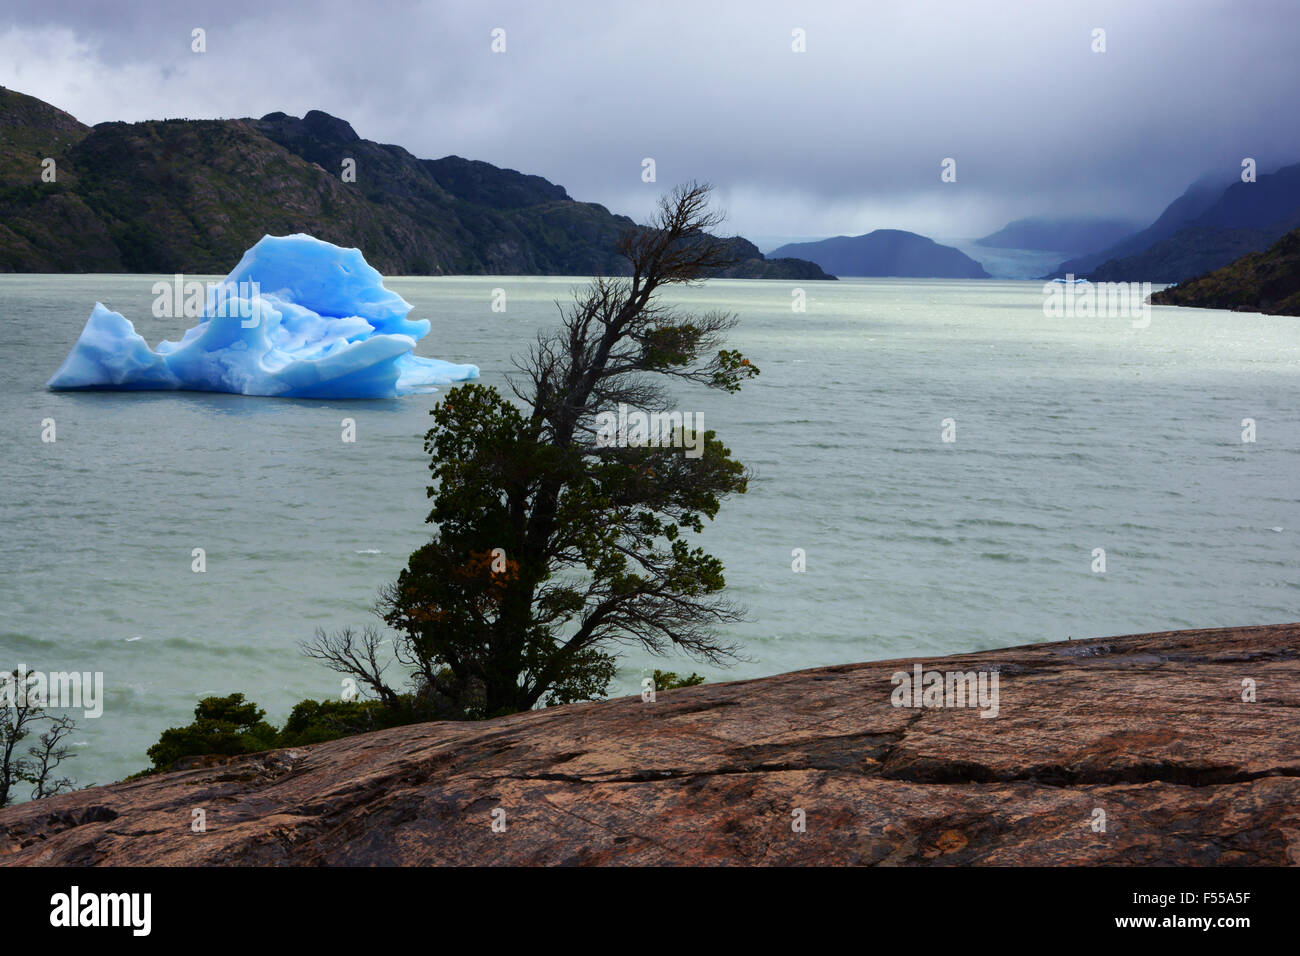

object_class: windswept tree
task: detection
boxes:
[0,669,79,807]
[307,183,758,717]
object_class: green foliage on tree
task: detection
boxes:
[140,691,452,772]
[275,696,423,747]
[306,183,756,719]
[145,693,278,771]
[652,670,706,691]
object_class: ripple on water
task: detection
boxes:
[5,276,1300,785]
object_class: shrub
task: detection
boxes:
[653,670,706,690]
[145,694,278,771]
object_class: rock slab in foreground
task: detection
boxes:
[2,623,1298,865]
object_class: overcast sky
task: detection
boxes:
[4,0,1298,242]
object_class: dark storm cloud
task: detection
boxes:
[4,0,1298,239]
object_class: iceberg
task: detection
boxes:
[47,234,479,399]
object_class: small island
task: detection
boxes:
[771,229,989,279]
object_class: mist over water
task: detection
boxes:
[3,274,1298,786]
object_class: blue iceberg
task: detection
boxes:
[47,234,479,399]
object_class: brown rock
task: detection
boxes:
[168,754,237,772]
[2,623,1298,866]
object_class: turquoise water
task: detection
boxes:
[3,274,1298,788]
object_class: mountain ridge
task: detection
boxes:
[1052,165,1300,282]
[0,87,831,280]
[976,216,1141,254]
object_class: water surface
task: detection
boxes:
[2,275,1297,786]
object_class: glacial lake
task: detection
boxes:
[2,274,1299,788]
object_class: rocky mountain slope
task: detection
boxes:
[1054,165,1300,282]
[2,622,1296,865]
[976,216,1141,254]
[1052,172,1231,276]
[0,87,830,280]
[1151,227,1300,316]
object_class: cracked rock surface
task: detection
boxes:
[2,623,1298,865]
